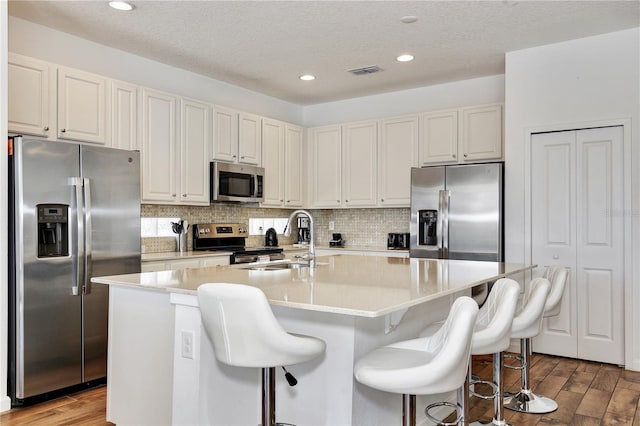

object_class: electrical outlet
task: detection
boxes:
[329,221,335,231]
[181,330,195,360]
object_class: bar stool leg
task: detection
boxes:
[459,357,471,426]
[471,352,512,426]
[504,338,558,414]
[402,394,416,426]
[262,367,276,426]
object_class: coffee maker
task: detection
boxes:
[296,215,310,245]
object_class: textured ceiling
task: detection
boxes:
[8,1,640,105]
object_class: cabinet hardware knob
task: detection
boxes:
[61,128,66,133]
[381,199,385,202]
[346,200,349,202]
[337,200,340,203]
[241,156,245,159]
[553,255,559,260]
[452,154,456,158]
[44,126,49,131]
[172,194,176,197]
[232,155,237,158]
[182,194,187,197]
[286,200,290,203]
[463,153,468,158]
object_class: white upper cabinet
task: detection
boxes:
[238,112,262,165]
[8,53,51,137]
[421,103,503,165]
[142,89,211,206]
[212,106,238,163]
[378,115,419,207]
[420,110,458,164]
[212,107,262,166]
[57,66,107,145]
[141,88,177,203]
[310,125,342,208]
[110,80,138,150]
[261,118,285,206]
[342,120,377,207]
[262,119,304,208]
[179,98,210,205]
[283,124,304,207]
[459,104,503,162]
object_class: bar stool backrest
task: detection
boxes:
[542,266,569,318]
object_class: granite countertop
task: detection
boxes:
[94,255,533,317]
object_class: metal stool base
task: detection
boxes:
[425,401,462,426]
[470,420,513,426]
[504,389,558,414]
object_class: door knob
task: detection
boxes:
[553,255,559,260]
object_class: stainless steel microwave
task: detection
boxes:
[210,161,264,203]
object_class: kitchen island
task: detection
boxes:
[93,255,533,426]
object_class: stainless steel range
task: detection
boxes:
[192,223,284,264]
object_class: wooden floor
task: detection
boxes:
[0,354,639,425]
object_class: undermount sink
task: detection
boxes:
[241,260,328,271]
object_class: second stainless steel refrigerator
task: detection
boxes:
[410,162,503,261]
[9,137,141,405]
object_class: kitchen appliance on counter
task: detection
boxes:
[296,215,311,245]
[387,233,410,250]
[210,161,264,203]
[193,223,284,264]
[8,137,141,406]
[410,162,503,261]
[265,227,278,247]
[329,233,345,247]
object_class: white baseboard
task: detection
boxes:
[0,395,12,412]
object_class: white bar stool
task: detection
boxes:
[197,283,326,426]
[418,279,520,426]
[354,297,479,426]
[504,266,568,414]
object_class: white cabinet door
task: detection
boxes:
[141,88,177,203]
[212,106,238,162]
[378,115,419,207]
[110,80,137,150]
[166,259,201,270]
[284,124,304,207]
[459,104,502,162]
[261,118,285,206]
[310,125,342,208]
[532,126,624,365]
[238,112,262,165]
[201,257,230,267]
[342,121,377,207]
[420,110,458,165]
[179,98,210,205]
[57,67,107,144]
[8,53,51,137]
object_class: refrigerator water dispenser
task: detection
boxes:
[418,210,438,246]
[37,204,69,257]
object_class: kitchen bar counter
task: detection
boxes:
[95,255,533,426]
[95,255,531,317]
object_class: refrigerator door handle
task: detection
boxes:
[83,178,93,295]
[70,177,84,296]
[441,189,451,258]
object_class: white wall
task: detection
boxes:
[8,17,304,125]
[504,28,640,369]
[0,0,10,414]
[303,74,504,127]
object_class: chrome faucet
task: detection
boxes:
[284,210,314,264]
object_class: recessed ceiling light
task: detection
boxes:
[299,74,316,81]
[400,15,418,24]
[109,1,134,11]
[396,54,414,63]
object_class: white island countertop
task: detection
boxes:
[93,255,532,317]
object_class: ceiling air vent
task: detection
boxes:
[348,65,382,76]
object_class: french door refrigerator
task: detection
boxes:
[410,162,503,261]
[8,137,141,405]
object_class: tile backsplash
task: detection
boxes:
[142,204,410,253]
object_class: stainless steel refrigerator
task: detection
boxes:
[410,162,503,261]
[8,137,141,405]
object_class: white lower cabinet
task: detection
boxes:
[141,88,210,205]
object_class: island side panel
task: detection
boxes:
[107,286,175,425]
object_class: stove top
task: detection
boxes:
[192,223,283,264]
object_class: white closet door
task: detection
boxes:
[531,130,578,358]
[575,127,624,364]
[531,126,624,365]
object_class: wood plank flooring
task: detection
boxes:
[0,353,639,425]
